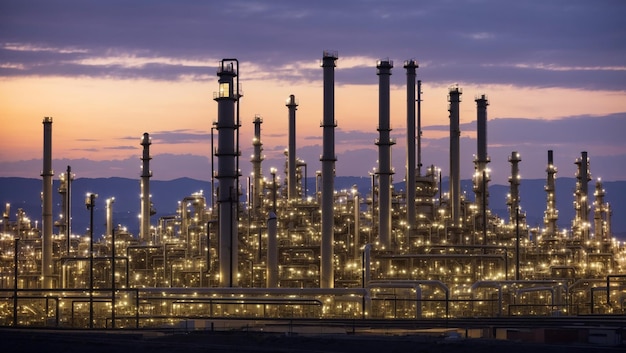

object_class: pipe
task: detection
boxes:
[368,279,449,318]
[363,244,371,286]
[367,282,422,318]
[106,197,115,238]
[215,59,240,287]
[447,86,462,241]
[286,94,299,201]
[66,166,72,255]
[266,212,278,288]
[42,117,54,289]
[3,203,9,234]
[471,280,503,316]
[404,60,418,231]
[376,59,394,249]
[320,50,338,288]
[140,132,152,243]
[353,190,360,261]
[515,286,556,309]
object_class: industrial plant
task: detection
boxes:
[1,53,625,333]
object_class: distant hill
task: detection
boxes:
[0,176,624,240]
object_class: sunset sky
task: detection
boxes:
[1,0,625,186]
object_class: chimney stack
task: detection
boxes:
[376,59,394,249]
[42,117,54,288]
[320,50,338,288]
[404,60,418,231]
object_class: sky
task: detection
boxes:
[1,0,626,188]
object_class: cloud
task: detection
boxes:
[2,1,624,90]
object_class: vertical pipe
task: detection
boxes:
[404,60,418,231]
[320,50,338,288]
[447,86,462,241]
[140,133,152,243]
[266,212,278,287]
[86,193,96,329]
[211,124,216,211]
[41,117,54,288]
[215,59,240,287]
[111,223,116,328]
[3,203,9,234]
[353,191,360,261]
[251,116,264,218]
[417,80,423,177]
[13,238,18,326]
[106,197,114,238]
[66,166,72,255]
[376,59,394,249]
[287,95,299,201]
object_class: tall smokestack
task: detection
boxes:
[140,133,152,243]
[544,150,558,238]
[42,117,54,288]
[376,59,394,249]
[286,94,299,201]
[404,59,418,231]
[448,86,462,241]
[320,50,337,288]
[215,59,240,287]
[474,95,490,234]
[251,115,264,219]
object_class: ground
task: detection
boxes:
[1,328,622,353]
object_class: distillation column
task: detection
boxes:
[404,60,418,231]
[574,151,591,242]
[448,86,462,241]
[376,59,394,248]
[215,59,240,287]
[42,117,54,288]
[287,94,299,201]
[57,166,73,254]
[474,95,490,235]
[593,179,609,242]
[251,115,264,218]
[544,150,558,238]
[508,152,521,224]
[320,50,338,288]
[140,133,152,243]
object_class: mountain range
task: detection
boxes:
[1,176,624,241]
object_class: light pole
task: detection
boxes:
[270,168,277,213]
[85,193,97,329]
[13,237,19,327]
[107,197,116,329]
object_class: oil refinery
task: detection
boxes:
[1,53,625,330]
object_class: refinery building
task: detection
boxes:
[0,53,624,335]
